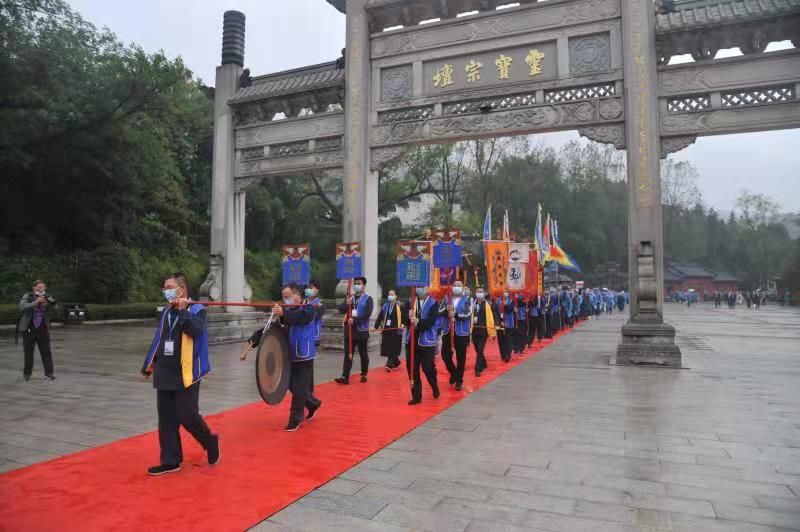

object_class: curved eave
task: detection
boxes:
[656,0,800,33]
[230,61,344,105]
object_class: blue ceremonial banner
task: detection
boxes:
[335,242,362,280]
[432,228,463,269]
[397,241,432,287]
[282,244,311,286]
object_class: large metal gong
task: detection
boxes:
[255,327,290,405]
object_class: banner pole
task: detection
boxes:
[347,279,354,361]
[409,290,416,390]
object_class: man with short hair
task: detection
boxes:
[493,291,516,362]
[336,276,373,384]
[440,280,472,390]
[406,285,441,405]
[251,284,322,432]
[18,280,57,381]
[471,287,496,377]
[141,273,219,476]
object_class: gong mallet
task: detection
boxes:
[240,311,275,361]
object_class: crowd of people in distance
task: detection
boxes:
[713,289,768,310]
[669,288,776,309]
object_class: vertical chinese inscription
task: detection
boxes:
[345,11,363,231]
[632,30,652,207]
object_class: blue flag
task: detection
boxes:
[483,205,492,241]
[397,241,432,287]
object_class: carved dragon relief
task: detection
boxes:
[370,97,624,146]
[660,136,697,158]
[236,149,345,178]
[235,113,345,148]
[370,146,409,171]
[659,68,709,96]
[578,123,625,149]
[660,112,711,135]
[562,0,619,23]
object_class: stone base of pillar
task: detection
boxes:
[205,310,264,345]
[612,320,682,367]
[319,311,381,353]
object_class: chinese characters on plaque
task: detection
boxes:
[431,48,546,90]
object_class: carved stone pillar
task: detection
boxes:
[341,0,381,304]
[201,10,251,307]
[616,0,681,366]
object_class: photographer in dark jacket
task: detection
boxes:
[18,280,57,381]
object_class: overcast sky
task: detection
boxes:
[67,0,800,214]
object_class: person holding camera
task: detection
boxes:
[18,280,56,381]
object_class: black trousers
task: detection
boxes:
[527,317,536,346]
[497,330,512,361]
[513,322,527,353]
[23,326,54,377]
[156,382,214,466]
[289,360,320,425]
[544,313,553,338]
[406,344,438,401]
[342,335,369,378]
[532,315,544,341]
[472,334,488,374]
[442,334,469,384]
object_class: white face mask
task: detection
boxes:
[503,292,509,299]
[283,298,295,305]
[476,292,485,300]
[353,284,363,294]
[34,290,45,297]
[453,286,463,296]
[415,287,427,297]
[163,288,177,302]
[387,295,397,302]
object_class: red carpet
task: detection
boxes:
[0,327,574,532]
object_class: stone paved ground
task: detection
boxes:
[0,320,385,472]
[2,304,799,531]
[257,303,800,531]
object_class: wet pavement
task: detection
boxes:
[0,318,384,472]
[259,303,800,531]
[2,303,799,531]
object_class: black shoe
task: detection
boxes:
[449,375,456,385]
[23,375,31,382]
[306,401,321,421]
[43,375,55,381]
[433,387,440,399]
[285,422,300,432]
[475,370,482,377]
[148,464,181,476]
[455,383,463,391]
[408,399,421,405]
[360,375,367,383]
[334,377,349,385]
[207,434,220,465]
[385,366,392,372]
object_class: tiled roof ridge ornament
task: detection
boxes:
[336,48,346,70]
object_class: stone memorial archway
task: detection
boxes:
[203,0,800,365]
